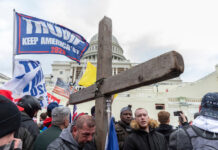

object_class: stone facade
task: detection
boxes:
[0,73,10,86]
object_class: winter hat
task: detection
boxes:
[0,95,21,138]
[0,90,24,111]
[200,92,218,119]
[91,106,95,116]
[120,105,132,115]
[47,102,59,117]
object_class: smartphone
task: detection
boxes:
[173,111,182,116]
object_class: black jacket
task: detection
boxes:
[123,127,167,150]
[155,124,175,144]
[15,112,39,150]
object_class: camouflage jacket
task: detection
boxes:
[115,121,132,150]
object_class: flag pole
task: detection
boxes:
[12,9,16,77]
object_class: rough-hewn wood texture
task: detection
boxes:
[69,51,184,104]
[95,16,112,150]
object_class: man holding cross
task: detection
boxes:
[123,108,167,150]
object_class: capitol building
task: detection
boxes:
[48,34,137,85]
[45,34,218,126]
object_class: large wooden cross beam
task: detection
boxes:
[69,17,184,150]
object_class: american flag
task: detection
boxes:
[52,78,73,98]
[47,92,60,104]
[52,78,78,122]
[72,104,78,121]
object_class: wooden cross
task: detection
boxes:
[69,16,184,150]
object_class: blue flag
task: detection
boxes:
[105,117,119,150]
[14,11,89,64]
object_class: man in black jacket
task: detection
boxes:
[16,95,41,150]
[123,108,167,150]
[156,111,174,144]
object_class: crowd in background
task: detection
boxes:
[1,92,218,150]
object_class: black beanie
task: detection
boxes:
[0,95,21,138]
[91,106,95,116]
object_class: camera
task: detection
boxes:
[173,111,182,116]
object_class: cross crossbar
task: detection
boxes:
[69,51,184,104]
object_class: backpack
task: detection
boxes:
[183,126,218,150]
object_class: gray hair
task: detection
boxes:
[51,107,71,126]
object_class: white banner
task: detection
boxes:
[1,59,48,107]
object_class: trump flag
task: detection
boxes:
[1,59,48,107]
[14,11,89,63]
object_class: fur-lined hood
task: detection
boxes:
[130,119,159,130]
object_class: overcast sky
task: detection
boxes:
[1,0,218,82]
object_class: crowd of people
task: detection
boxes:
[1,92,218,150]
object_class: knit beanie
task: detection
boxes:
[0,95,21,138]
[120,105,132,115]
[47,102,59,117]
[91,106,95,116]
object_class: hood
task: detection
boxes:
[193,115,218,133]
[21,111,32,122]
[59,124,80,147]
[157,124,173,131]
[130,119,158,130]
[118,121,132,133]
[118,121,129,128]
[130,120,155,133]
[130,120,140,130]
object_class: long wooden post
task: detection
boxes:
[95,16,112,150]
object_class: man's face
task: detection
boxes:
[64,116,70,128]
[120,110,132,124]
[73,123,96,147]
[135,109,149,129]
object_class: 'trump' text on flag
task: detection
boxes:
[14,11,89,63]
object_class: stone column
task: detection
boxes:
[73,67,77,82]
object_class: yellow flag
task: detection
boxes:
[78,61,118,100]
[112,93,118,103]
[78,62,97,87]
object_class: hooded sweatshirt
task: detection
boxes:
[156,124,175,143]
[47,125,81,150]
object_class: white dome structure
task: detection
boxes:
[82,34,127,61]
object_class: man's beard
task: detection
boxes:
[75,134,85,148]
